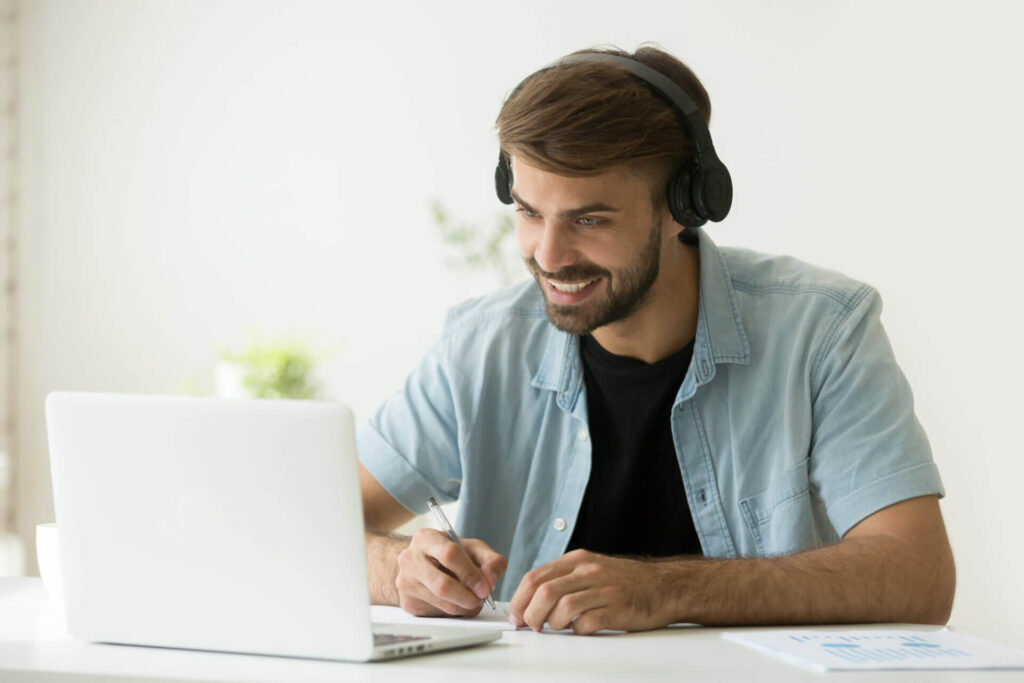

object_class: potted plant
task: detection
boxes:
[215,337,323,400]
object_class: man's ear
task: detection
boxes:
[662,205,688,242]
[659,204,699,246]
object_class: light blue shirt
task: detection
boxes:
[358,228,944,600]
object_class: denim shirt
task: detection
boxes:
[358,228,944,600]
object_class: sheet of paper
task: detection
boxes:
[371,602,626,634]
[372,601,517,631]
[723,628,1024,672]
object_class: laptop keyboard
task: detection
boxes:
[374,632,430,646]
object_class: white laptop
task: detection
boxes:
[44,391,500,661]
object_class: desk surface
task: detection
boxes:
[0,578,1019,682]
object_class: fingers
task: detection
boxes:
[398,591,484,618]
[511,550,654,634]
[572,606,612,636]
[533,580,609,631]
[428,530,495,598]
[521,572,583,630]
[398,530,483,611]
[464,538,509,588]
[509,550,586,628]
[395,529,504,617]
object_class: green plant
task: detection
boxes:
[432,200,518,285]
[220,337,323,400]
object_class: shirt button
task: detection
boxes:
[577,428,589,441]
[553,518,567,531]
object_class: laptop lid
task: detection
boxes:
[45,392,490,661]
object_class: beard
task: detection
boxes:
[525,216,663,336]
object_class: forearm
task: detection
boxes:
[364,531,410,605]
[663,534,955,626]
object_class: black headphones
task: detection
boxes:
[495,53,732,233]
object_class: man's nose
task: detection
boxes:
[534,221,578,275]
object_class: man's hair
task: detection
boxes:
[496,45,712,207]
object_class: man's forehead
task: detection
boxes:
[509,156,642,206]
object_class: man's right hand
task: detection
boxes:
[395,528,508,617]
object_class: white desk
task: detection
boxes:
[0,578,1018,682]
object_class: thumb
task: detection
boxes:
[465,541,508,587]
[479,552,509,588]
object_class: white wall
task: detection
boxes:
[18,0,1024,644]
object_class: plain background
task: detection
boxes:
[16,0,1024,645]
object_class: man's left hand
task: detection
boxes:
[508,549,677,635]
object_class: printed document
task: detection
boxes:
[723,628,1024,671]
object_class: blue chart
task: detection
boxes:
[788,633,971,664]
[723,628,1024,671]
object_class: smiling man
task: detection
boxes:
[357,45,954,634]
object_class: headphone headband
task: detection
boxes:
[554,53,716,164]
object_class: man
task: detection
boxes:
[358,45,955,635]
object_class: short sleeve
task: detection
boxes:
[356,330,463,516]
[809,288,944,536]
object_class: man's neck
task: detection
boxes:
[590,243,700,364]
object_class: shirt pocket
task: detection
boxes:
[739,459,814,556]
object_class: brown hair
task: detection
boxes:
[496,45,711,203]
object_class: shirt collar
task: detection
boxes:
[694,226,750,365]
[531,227,749,406]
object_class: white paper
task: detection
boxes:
[372,601,517,631]
[371,602,626,634]
[723,628,1024,671]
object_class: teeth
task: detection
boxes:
[550,279,596,293]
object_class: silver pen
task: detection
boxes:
[426,496,496,611]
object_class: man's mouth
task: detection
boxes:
[544,277,602,305]
[549,279,598,293]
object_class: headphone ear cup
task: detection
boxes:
[667,161,707,229]
[700,164,733,222]
[495,152,513,205]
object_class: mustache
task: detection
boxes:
[525,257,609,282]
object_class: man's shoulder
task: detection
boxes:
[708,244,883,366]
[718,245,874,312]
[441,279,549,338]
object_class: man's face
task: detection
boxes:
[511,157,671,336]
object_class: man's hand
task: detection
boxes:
[508,549,673,635]
[509,496,954,634]
[396,528,508,617]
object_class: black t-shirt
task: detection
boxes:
[566,335,703,558]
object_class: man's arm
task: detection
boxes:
[509,494,955,634]
[360,463,415,606]
[360,463,508,616]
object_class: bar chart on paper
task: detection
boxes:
[723,629,1024,671]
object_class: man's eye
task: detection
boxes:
[515,207,540,218]
[577,216,599,227]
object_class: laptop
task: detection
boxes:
[44,391,500,661]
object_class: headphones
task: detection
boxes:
[495,53,732,233]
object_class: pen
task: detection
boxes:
[426,496,496,611]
